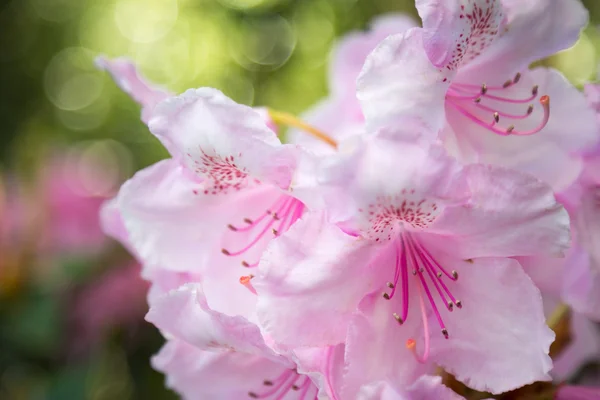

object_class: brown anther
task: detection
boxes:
[451,270,459,279]
[221,248,231,255]
[493,112,499,123]
[266,210,272,215]
[241,261,250,267]
[248,392,258,398]
[272,229,278,236]
[532,85,539,96]
[527,104,534,115]
[513,72,521,83]
[412,270,417,276]
[292,385,300,391]
[263,380,273,386]
[419,267,424,273]
[455,300,463,308]
[442,328,449,339]
[481,84,487,95]
[387,282,395,289]
[227,224,238,231]
[383,292,391,300]
[506,125,515,134]
[447,302,454,311]
[464,259,474,264]
[272,213,279,220]
[437,272,442,278]
[502,80,512,88]
[393,313,404,324]
[474,97,482,103]
[244,218,253,224]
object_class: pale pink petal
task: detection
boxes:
[428,257,554,394]
[146,283,288,364]
[95,56,171,124]
[152,339,309,400]
[416,0,505,69]
[341,293,432,399]
[331,14,416,97]
[254,212,384,349]
[356,28,450,134]
[99,197,133,254]
[404,376,466,400]
[148,88,298,189]
[459,0,588,80]
[318,133,468,235]
[426,163,570,259]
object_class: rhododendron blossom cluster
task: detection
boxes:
[98,0,600,399]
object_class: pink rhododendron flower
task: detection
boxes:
[357,0,597,190]
[288,15,416,153]
[254,129,570,395]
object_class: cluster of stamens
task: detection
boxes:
[221,195,304,269]
[446,73,551,136]
[247,369,318,399]
[382,232,465,362]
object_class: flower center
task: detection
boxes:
[445,74,551,136]
[222,195,305,267]
[360,191,440,242]
[247,369,318,399]
[187,149,252,195]
[382,233,464,360]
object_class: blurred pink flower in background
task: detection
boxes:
[69,262,149,355]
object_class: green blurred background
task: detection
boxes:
[1,0,600,399]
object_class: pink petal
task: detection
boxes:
[254,212,384,349]
[95,56,171,124]
[428,257,554,394]
[146,283,287,364]
[459,0,588,81]
[331,14,416,98]
[341,292,433,398]
[416,0,505,70]
[356,28,451,134]
[148,88,298,189]
[427,163,570,259]
[405,376,466,400]
[152,339,305,400]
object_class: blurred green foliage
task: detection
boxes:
[0,0,600,398]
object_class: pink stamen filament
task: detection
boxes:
[248,370,295,398]
[405,236,448,337]
[229,197,288,232]
[406,280,431,363]
[446,78,550,136]
[383,233,462,337]
[223,198,296,257]
[324,346,341,400]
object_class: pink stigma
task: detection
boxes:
[222,195,304,267]
[446,73,551,136]
[247,369,318,400]
[382,232,462,339]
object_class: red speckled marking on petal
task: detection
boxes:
[447,0,504,70]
